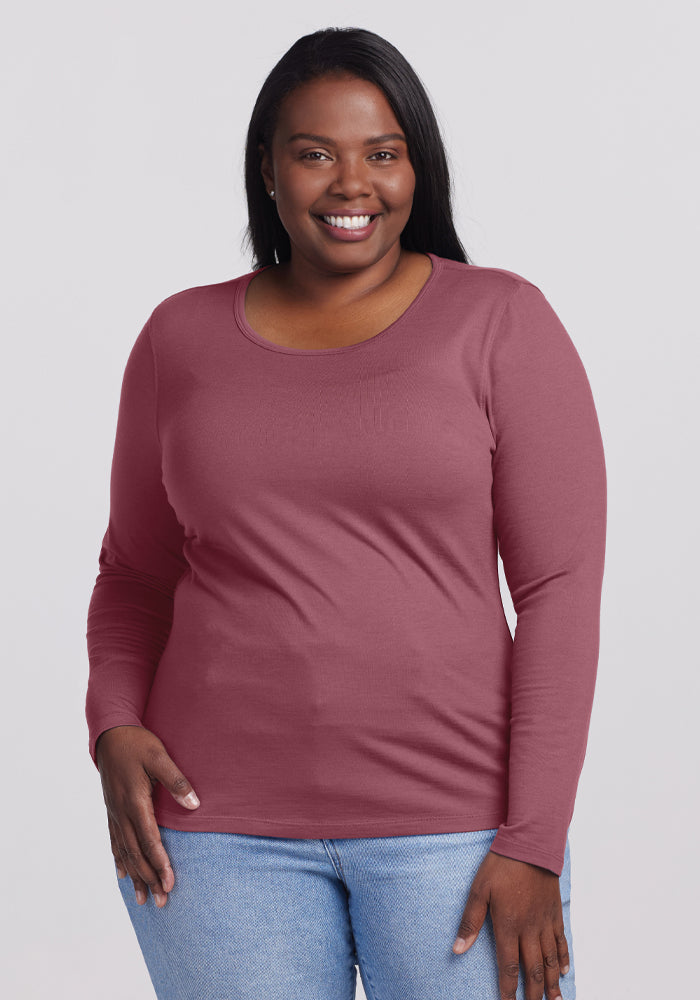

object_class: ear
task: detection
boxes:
[259,143,273,193]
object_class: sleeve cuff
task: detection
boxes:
[488,831,565,877]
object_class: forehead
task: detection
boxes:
[274,75,401,141]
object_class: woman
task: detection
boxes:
[86,26,606,1000]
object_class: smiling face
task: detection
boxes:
[259,73,416,275]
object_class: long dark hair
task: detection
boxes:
[242,27,473,269]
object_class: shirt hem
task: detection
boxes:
[152,807,505,839]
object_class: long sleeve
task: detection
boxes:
[81,256,608,846]
[85,316,188,770]
[483,281,607,876]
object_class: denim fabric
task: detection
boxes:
[116,825,576,999]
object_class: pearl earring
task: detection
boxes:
[269,190,275,198]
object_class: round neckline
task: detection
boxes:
[232,251,442,356]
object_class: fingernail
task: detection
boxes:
[454,932,477,954]
[183,791,200,808]
[136,889,147,904]
[561,963,570,975]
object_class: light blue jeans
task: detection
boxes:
[116,824,576,999]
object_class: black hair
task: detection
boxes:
[242,26,473,268]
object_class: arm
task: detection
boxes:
[482,280,607,877]
[85,315,188,769]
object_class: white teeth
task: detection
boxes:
[322,214,373,229]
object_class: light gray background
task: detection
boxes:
[2,1,697,997]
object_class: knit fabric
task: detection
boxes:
[85,252,606,877]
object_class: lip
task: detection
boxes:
[315,209,382,216]
[313,213,381,241]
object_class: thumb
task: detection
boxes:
[153,751,200,809]
[453,884,489,954]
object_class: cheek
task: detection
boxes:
[276,164,313,198]
[382,169,416,208]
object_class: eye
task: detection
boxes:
[300,150,398,162]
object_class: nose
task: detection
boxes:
[326,154,373,199]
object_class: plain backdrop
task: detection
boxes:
[2,1,698,997]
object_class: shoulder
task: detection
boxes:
[145,271,254,340]
[432,256,563,336]
[433,254,542,300]
[437,257,544,306]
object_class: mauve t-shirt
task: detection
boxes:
[85,252,606,877]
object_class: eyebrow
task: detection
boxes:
[286,132,407,146]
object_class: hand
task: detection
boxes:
[96,725,200,909]
[452,849,570,1000]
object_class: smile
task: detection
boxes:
[320,214,378,229]
[313,213,381,241]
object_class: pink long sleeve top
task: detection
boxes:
[85,251,607,877]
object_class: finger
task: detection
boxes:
[520,930,548,1000]
[453,883,489,953]
[540,927,564,999]
[492,924,520,1000]
[143,745,200,812]
[129,799,175,894]
[553,920,570,977]
[107,814,127,879]
[112,818,150,904]
[123,807,174,904]
[118,812,168,905]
